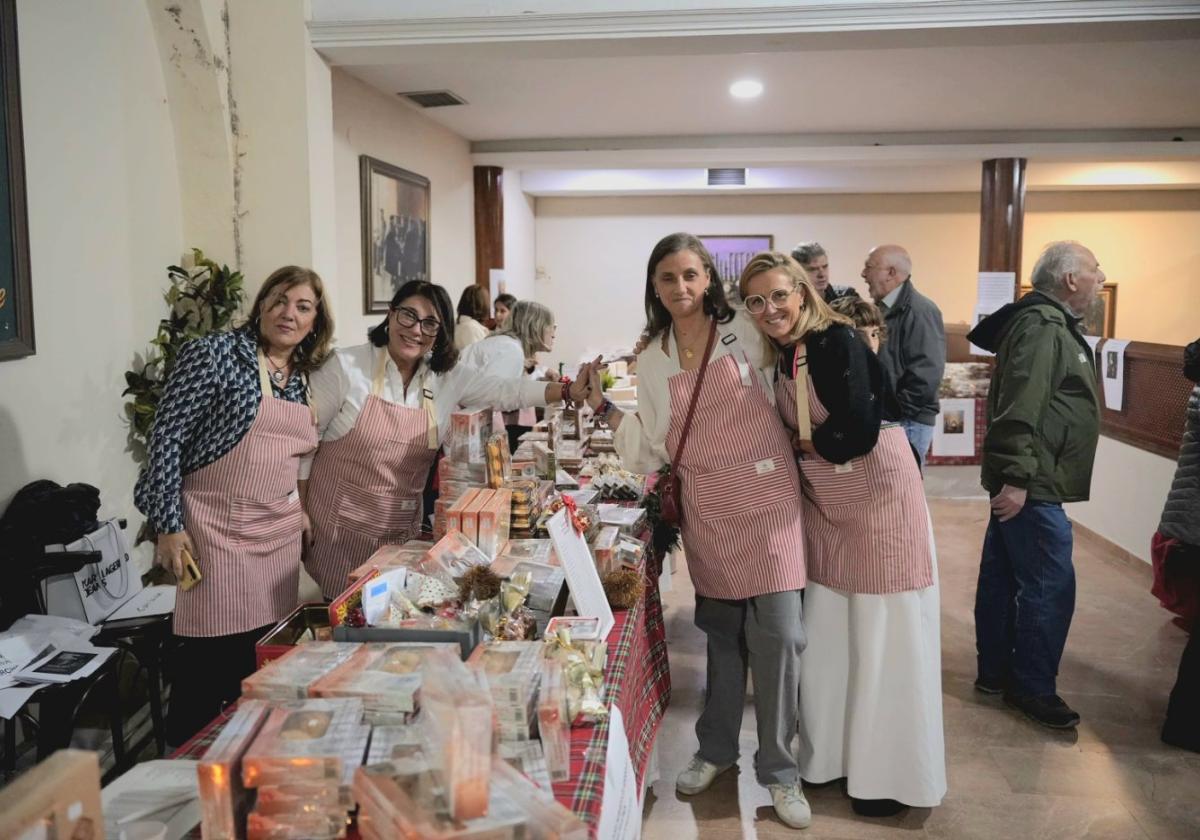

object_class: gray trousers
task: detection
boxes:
[693,589,806,786]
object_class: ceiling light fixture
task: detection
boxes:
[729,79,763,100]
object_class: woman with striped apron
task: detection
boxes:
[741,252,946,816]
[135,267,333,747]
[586,233,812,830]
[302,281,590,599]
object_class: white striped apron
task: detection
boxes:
[776,364,932,594]
[176,354,318,637]
[304,348,439,599]
[666,353,806,600]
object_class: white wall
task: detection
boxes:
[501,170,536,302]
[1066,436,1175,564]
[0,2,184,547]
[330,70,475,344]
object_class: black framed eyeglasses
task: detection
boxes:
[393,306,441,337]
[743,288,796,315]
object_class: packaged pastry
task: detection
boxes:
[198,699,272,840]
[537,659,571,783]
[348,544,428,585]
[491,757,588,839]
[460,489,493,546]
[418,647,494,821]
[509,560,565,612]
[476,488,512,560]
[544,616,601,642]
[245,809,347,840]
[241,697,366,788]
[495,539,558,569]
[241,642,362,700]
[422,530,492,580]
[496,739,554,793]
[597,504,647,536]
[485,432,512,488]
[467,640,542,709]
[590,525,620,575]
[446,487,482,537]
[309,642,461,718]
[447,410,492,464]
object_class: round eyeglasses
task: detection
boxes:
[392,306,441,337]
[743,287,796,315]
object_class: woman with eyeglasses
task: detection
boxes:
[739,251,945,817]
[583,233,812,830]
[301,281,590,599]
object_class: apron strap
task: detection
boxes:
[792,343,814,444]
[256,350,274,400]
[373,347,439,450]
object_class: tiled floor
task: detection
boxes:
[640,498,1198,839]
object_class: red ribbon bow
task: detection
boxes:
[561,494,586,536]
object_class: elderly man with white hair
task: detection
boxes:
[861,244,946,466]
[966,241,1104,729]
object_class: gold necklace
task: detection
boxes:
[674,325,707,360]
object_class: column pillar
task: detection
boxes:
[978,158,1027,298]
[474,166,504,289]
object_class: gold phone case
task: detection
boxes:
[178,547,202,591]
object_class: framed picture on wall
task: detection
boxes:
[360,155,430,314]
[699,235,774,300]
[0,0,34,361]
[1019,281,1118,338]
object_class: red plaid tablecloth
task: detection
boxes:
[171,575,671,838]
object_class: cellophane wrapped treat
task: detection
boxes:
[597,504,647,536]
[418,647,495,821]
[347,543,430,586]
[309,642,461,724]
[198,699,272,840]
[447,410,492,464]
[467,640,542,741]
[496,739,553,793]
[422,530,492,580]
[490,757,588,840]
[509,561,565,613]
[476,488,512,560]
[241,642,362,701]
[590,525,621,576]
[536,659,571,783]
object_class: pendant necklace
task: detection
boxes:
[266,356,289,385]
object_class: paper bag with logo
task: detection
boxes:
[43,518,142,625]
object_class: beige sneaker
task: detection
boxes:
[768,783,812,829]
[675,754,734,795]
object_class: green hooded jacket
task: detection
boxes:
[967,291,1101,503]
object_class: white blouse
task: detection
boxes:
[300,342,548,478]
[461,334,540,426]
[454,315,490,350]
[612,311,775,475]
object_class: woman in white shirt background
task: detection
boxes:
[453,284,491,350]
[300,280,590,599]
[462,300,556,452]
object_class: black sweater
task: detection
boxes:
[778,324,884,464]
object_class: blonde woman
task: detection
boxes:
[740,251,945,817]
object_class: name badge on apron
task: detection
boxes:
[754,458,776,476]
[287,489,300,504]
[834,462,854,474]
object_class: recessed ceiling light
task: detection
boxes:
[729,79,763,100]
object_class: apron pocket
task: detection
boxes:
[693,456,796,520]
[799,457,872,508]
[335,481,420,539]
[230,494,303,545]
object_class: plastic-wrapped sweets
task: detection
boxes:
[422,530,492,579]
[347,543,430,585]
[241,698,366,788]
[309,642,461,722]
[245,809,347,840]
[366,724,424,765]
[597,504,648,537]
[509,561,565,612]
[496,739,553,793]
[537,659,571,783]
[198,699,272,840]
[418,647,495,821]
[241,642,362,701]
[251,721,369,813]
[468,641,542,741]
[490,757,588,840]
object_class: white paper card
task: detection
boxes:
[596,705,641,840]
[976,271,1016,310]
[105,585,176,622]
[932,398,976,457]
[968,306,994,357]
[547,509,614,641]
[1101,338,1131,411]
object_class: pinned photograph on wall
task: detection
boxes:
[932,398,975,457]
[360,155,430,314]
[699,235,773,302]
[1101,338,1131,411]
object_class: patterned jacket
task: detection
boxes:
[134,327,308,534]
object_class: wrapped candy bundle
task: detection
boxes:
[309,642,461,724]
[543,627,608,725]
[198,699,272,840]
[477,571,537,641]
[241,642,362,700]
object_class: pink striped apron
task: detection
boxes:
[176,354,318,637]
[666,352,806,600]
[304,349,439,599]
[776,357,932,594]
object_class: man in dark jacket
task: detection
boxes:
[861,244,945,466]
[967,240,1105,729]
[791,242,860,304]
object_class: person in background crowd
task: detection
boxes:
[741,251,945,817]
[454,284,491,350]
[135,266,334,747]
[585,233,812,829]
[301,281,590,599]
[861,244,945,467]
[791,241,859,304]
[1153,337,1200,752]
[383,216,404,288]
[462,300,556,453]
[967,241,1104,729]
[830,295,886,354]
[493,293,517,330]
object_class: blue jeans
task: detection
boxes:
[901,419,934,470]
[974,501,1076,697]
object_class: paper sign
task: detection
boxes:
[1101,338,1131,411]
[932,398,976,457]
[969,272,1017,357]
[596,705,641,840]
[105,585,176,622]
[547,509,614,641]
[968,307,994,357]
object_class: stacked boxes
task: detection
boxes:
[241,642,361,701]
[308,642,461,725]
[446,410,492,465]
[467,641,542,742]
[537,659,571,783]
[198,700,272,840]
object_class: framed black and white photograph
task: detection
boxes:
[360,154,430,314]
[0,0,34,361]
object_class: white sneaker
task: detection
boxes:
[768,783,812,829]
[675,754,734,795]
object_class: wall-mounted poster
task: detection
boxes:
[360,155,430,314]
[0,0,34,361]
[699,235,773,301]
[1020,282,1117,338]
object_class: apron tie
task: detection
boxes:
[792,343,814,446]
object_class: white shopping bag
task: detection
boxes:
[43,519,143,625]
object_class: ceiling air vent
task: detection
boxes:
[707,167,746,186]
[399,90,467,108]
